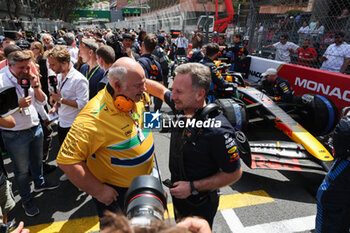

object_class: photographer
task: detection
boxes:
[316,114,350,233]
[0,89,17,226]
[101,212,211,233]
[146,63,242,227]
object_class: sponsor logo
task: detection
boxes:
[229,152,239,162]
[228,146,237,154]
[294,77,350,102]
[251,154,302,171]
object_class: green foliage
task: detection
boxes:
[30,0,95,21]
[285,9,305,15]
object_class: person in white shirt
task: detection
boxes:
[256,23,264,50]
[46,45,89,145]
[0,51,59,217]
[175,33,188,56]
[321,32,350,74]
[310,21,324,44]
[297,21,310,45]
[263,34,299,63]
[63,32,79,65]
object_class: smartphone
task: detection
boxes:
[162,179,173,188]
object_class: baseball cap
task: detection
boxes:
[82,38,98,52]
[122,33,134,40]
[262,68,277,76]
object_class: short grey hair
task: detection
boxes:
[8,51,31,66]
[41,33,53,43]
[63,32,75,46]
[175,63,211,94]
[109,66,128,88]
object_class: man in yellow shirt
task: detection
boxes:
[56,57,154,224]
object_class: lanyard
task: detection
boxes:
[85,65,100,81]
[59,77,69,92]
[129,110,145,143]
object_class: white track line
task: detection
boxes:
[221,209,315,233]
[221,209,245,233]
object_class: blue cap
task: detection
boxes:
[157,34,165,44]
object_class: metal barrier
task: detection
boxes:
[245,0,350,74]
[0,18,74,35]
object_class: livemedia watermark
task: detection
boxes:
[143,111,222,130]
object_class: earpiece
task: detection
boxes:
[114,95,134,112]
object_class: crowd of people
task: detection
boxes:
[0,24,348,233]
[256,11,350,73]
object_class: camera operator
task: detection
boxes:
[146,63,242,227]
[0,51,59,217]
[316,114,350,233]
[56,57,155,227]
[0,90,17,226]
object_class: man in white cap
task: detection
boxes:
[261,68,294,102]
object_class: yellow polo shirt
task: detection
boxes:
[56,88,154,188]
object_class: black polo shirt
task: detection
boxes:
[164,91,241,182]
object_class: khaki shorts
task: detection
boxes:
[0,180,15,217]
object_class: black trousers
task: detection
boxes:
[172,192,219,228]
[91,184,128,230]
[58,126,70,146]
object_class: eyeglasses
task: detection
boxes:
[31,47,39,50]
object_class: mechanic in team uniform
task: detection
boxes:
[316,113,350,233]
[56,58,154,229]
[226,34,249,72]
[137,34,164,111]
[200,43,237,102]
[185,47,204,63]
[146,63,242,228]
[261,68,294,103]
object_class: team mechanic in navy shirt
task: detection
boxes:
[146,63,242,228]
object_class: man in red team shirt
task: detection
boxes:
[294,39,317,67]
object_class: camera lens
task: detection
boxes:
[124,175,167,226]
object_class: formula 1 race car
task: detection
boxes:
[214,73,338,173]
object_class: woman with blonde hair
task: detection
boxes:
[30,42,49,97]
[30,41,44,63]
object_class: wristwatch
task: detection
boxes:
[58,97,63,104]
[190,181,199,195]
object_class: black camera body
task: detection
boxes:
[124,175,167,227]
[0,86,19,118]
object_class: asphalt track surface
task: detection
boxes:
[4,104,326,233]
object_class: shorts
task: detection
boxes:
[0,180,15,217]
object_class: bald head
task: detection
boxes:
[112,57,144,75]
[109,57,146,102]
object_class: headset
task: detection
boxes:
[107,83,135,112]
[114,94,134,112]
